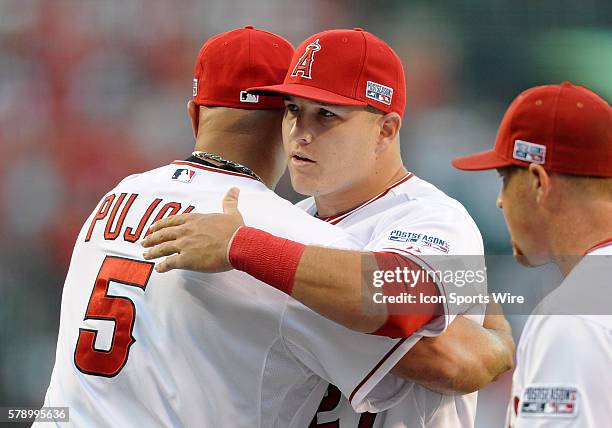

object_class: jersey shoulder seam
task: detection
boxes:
[378,194,482,240]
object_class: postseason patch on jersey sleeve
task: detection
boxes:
[387,230,450,254]
[519,385,579,419]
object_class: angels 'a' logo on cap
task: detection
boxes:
[291,39,321,79]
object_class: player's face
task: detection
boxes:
[496,167,549,266]
[282,96,381,197]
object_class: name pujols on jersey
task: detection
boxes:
[84,192,194,243]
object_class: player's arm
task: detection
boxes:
[142,188,440,336]
[143,189,515,392]
[144,210,517,392]
[391,302,515,394]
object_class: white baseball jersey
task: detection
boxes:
[298,173,487,428]
[37,159,422,428]
[507,241,612,427]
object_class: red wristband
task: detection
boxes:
[228,227,306,295]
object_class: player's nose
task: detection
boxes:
[496,192,503,209]
[295,135,312,145]
[290,117,313,145]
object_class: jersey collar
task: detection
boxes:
[172,156,260,182]
[584,237,612,255]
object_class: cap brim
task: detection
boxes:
[247,83,368,107]
[451,149,514,171]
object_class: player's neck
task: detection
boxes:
[194,131,283,188]
[314,164,408,218]
[550,201,612,275]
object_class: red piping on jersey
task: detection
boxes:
[584,237,612,255]
[380,246,422,255]
[318,173,414,225]
[171,160,260,181]
[349,337,408,405]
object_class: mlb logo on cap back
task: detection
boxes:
[192,78,198,97]
[192,26,294,110]
[248,28,407,117]
[240,91,259,103]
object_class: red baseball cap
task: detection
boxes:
[192,26,294,109]
[248,28,406,117]
[452,82,612,176]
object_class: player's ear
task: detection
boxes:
[188,100,199,139]
[528,163,551,205]
[375,112,401,154]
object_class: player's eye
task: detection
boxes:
[319,108,336,118]
[285,103,299,113]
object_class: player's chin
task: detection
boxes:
[288,170,318,196]
[513,253,536,267]
[512,242,547,267]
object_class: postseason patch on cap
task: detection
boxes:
[366,80,393,106]
[513,140,546,164]
[240,91,259,104]
[519,385,579,419]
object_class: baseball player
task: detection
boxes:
[37,27,434,428]
[143,28,515,427]
[453,82,612,427]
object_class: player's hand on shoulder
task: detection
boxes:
[142,187,245,273]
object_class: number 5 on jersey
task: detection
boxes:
[74,256,154,377]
